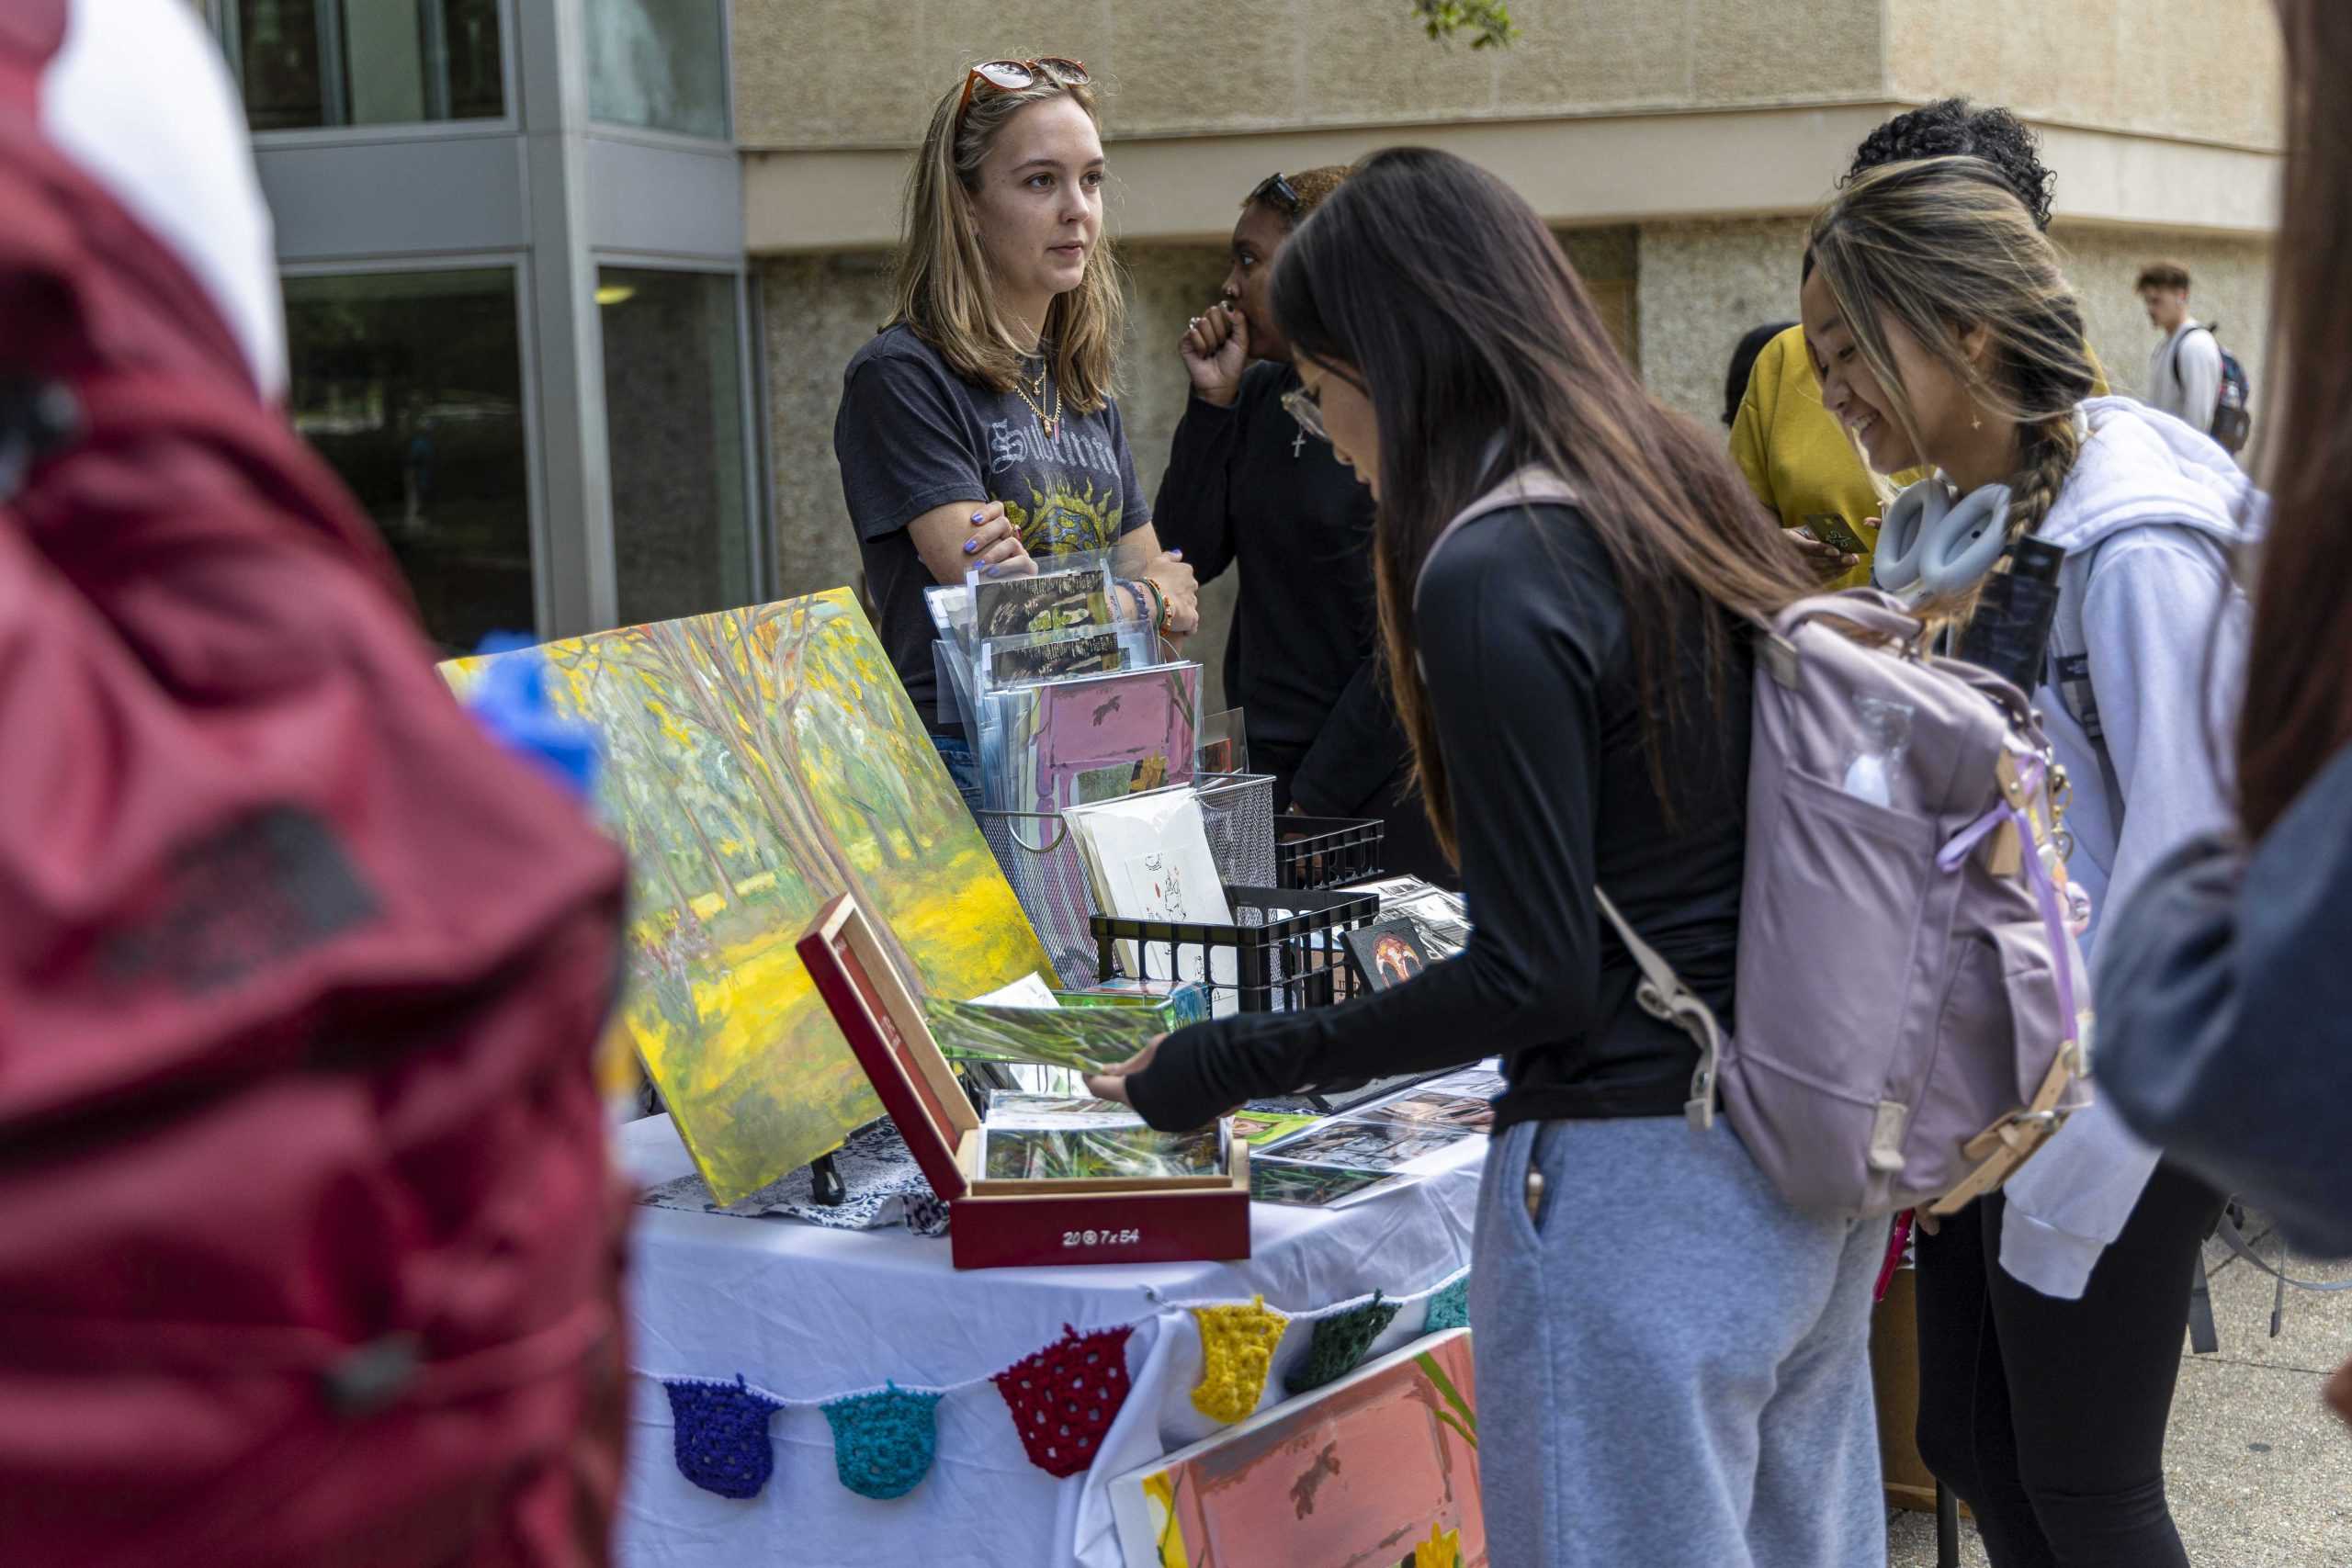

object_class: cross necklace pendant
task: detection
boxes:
[1292,428,1306,458]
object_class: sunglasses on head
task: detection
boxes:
[956,57,1091,129]
[1250,172,1302,217]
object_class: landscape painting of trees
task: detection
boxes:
[442,589,1053,1203]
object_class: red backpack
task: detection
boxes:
[0,6,632,1562]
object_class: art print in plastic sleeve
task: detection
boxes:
[1248,1159,1405,1208]
[980,1122,1227,1182]
[983,626,1130,687]
[1255,1115,1476,1173]
[968,561,1114,641]
[1347,1089,1493,1133]
[924,996,1167,1074]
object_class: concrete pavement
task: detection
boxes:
[1888,1224,2352,1566]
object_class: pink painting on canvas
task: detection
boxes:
[1143,1332,1483,1568]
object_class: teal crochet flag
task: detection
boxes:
[822,1385,942,1500]
[1424,1277,1470,1334]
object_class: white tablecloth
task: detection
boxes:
[613,1113,1484,1568]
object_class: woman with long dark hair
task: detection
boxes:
[2095,0,2352,1416]
[1089,149,1884,1564]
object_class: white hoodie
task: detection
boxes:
[1996,396,2254,1299]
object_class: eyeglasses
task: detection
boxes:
[1250,172,1302,217]
[956,57,1091,129]
[1281,383,1329,444]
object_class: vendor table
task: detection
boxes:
[614,1113,1484,1568]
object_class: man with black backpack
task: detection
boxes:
[2138,260,2254,454]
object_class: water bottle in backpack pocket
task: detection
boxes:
[1618,588,2094,1219]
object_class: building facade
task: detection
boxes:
[207,0,763,655]
[213,2,2283,688]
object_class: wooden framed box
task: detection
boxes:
[797,893,1251,1269]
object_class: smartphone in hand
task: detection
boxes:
[1800,513,1873,558]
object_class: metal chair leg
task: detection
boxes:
[1936,1479,1961,1567]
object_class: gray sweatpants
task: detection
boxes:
[1469,1116,1885,1566]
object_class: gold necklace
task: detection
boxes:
[1014,367,1060,439]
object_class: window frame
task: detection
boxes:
[209,0,523,146]
[277,253,551,641]
[592,252,768,616]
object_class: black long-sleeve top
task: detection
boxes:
[1125,500,1752,1135]
[1152,363,1407,818]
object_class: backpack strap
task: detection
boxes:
[2169,323,2215,395]
[1593,887,1724,1133]
[1422,466,1727,1129]
[1411,465,1580,612]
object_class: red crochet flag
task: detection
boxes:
[992,1324,1135,1477]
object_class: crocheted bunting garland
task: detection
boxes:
[1282,1291,1401,1398]
[991,1323,1134,1477]
[664,1375,785,1500]
[1189,1295,1288,1425]
[1423,1276,1470,1334]
[821,1383,943,1500]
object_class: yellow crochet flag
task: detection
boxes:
[1413,1521,1464,1568]
[1188,1295,1288,1425]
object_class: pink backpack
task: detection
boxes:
[1433,473,2092,1219]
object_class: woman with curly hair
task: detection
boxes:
[1730,99,2099,588]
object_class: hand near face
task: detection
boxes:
[1181,303,1251,408]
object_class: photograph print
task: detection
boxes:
[1343,920,1436,994]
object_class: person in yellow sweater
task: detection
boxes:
[1732,98,2102,589]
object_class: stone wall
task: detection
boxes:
[2051,223,2272,409]
[1885,0,2283,151]
[732,0,1888,150]
[735,0,2282,155]
[1635,217,1812,426]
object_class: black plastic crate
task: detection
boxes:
[1091,885,1380,1015]
[1276,816,1385,891]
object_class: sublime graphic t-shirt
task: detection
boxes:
[835,324,1151,729]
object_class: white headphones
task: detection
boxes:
[1871,478,2013,603]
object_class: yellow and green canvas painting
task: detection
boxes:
[441,590,1051,1203]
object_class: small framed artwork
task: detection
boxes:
[1342,920,1434,993]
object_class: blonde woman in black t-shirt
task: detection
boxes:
[833,58,1196,791]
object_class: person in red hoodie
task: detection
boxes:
[0,2,633,1562]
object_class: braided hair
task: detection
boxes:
[1807,156,2096,617]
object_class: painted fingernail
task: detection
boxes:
[971,511,987,525]
[1169,549,1183,559]
[983,563,1001,577]
[964,537,980,554]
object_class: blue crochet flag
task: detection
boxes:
[822,1384,942,1500]
[665,1376,785,1500]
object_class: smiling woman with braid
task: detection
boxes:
[1806,155,2253,1568]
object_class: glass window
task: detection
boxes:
[585,0,729,141]
[283,268,535,655]
[598,268,753,626]
[232,1,503,132]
